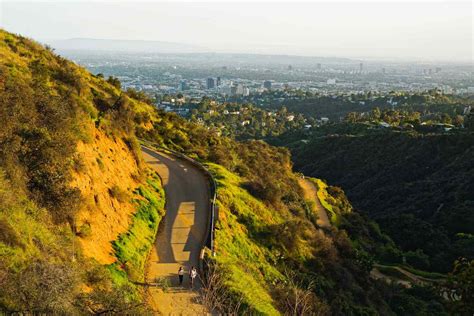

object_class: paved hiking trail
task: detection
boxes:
[142,147,210,315]
[298,178,331,228]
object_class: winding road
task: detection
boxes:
[141,146,210,315]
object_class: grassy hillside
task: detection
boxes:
[0,29,165,313]
[204,163,448,315]
[211,164,283,314]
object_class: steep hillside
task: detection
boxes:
[0,29,164,313]
[71,129,142,264]
[289,129,474,273]
[204,164,447,315]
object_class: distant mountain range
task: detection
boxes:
[46,38,210,53]
[45,38,357,63]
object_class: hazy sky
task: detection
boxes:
[0,0,472,61]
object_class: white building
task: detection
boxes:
[320,117,330,124]
[236,84,244,95]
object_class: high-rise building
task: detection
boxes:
[206,77,215,89]
[236,84,244,95]
[317,63,322,70]
[288,65,293,71]
[435,67,442,73]
[263,80,272,90]
[359,62,363,73]
[216,76,221,87]
[179,80,188,91]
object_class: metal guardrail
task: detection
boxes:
[140,141,217,256]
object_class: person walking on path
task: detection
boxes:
[178,266,185,286]
[189,266,198,289]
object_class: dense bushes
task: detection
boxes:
[0,63,83,223]
[205,163,431,315]
[289,129,474,272]
[0,29,162,314]
[0,29,155,225]
[2,260,78,313]
[0,170,74,313]
[142,111,305,212]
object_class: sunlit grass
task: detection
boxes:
[208,163,282,315]
[309,178,339,225]
[110,173,165,282]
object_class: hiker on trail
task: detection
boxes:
[178,266,185,286]
[189,266,198,289]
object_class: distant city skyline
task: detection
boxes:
[0,1,472,62]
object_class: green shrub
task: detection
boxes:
[73,155,87,173]
[107,76,121,89]
[111,175,165,282]
[0,218,23,248]
[108,185,129,203]
[77,222,92,238]
[96,157,105,171]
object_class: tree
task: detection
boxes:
[275,269,330,316]
[453,115,464,127]
[445,258,474,315]
[200,262,244,314]
[107,76,121,89]
[371,107,382,120]
[465,113,474,131]
[1,261,78,313]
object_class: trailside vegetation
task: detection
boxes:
[0,29,164,314]
[110,173,165,282]
[202,164,448,315]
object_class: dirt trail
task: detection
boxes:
[370,267,412,288]
[298,178,331,228]
[371,264,444,288]
[142,147,210,315]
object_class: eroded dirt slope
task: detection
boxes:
[71,128,142,264]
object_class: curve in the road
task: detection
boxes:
[141,146,210,315]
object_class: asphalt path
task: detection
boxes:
[142,146,210,315]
